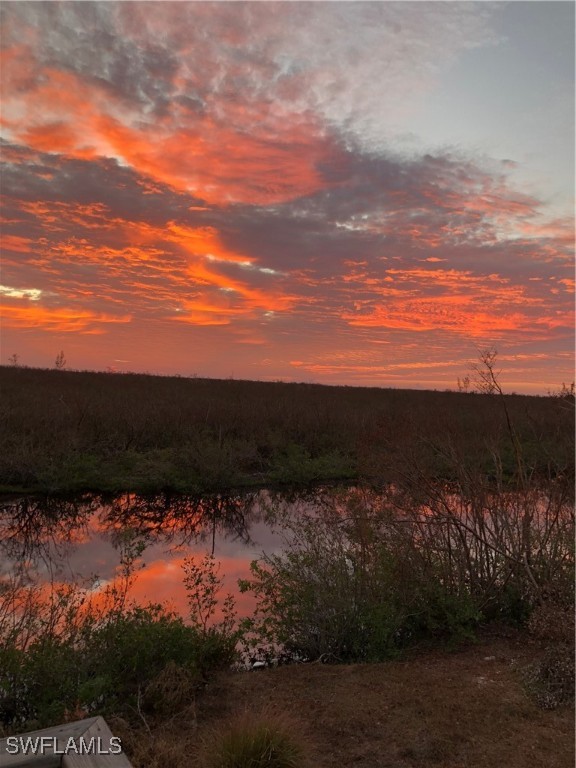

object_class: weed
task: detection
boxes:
[197,710,312,768]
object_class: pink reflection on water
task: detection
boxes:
[66,516,284,619]
[0,493,288,621]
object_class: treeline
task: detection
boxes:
[0,365,573,494]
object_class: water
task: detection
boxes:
[1,484,573,625]
[0,489,317,620]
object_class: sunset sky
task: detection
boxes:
[1,1,574,393]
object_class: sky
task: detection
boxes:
[1,1,574,393]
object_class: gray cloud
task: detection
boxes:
[1,142,209,227]
[2,2,500,149]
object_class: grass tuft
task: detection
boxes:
[197,709,313,768]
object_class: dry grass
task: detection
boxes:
[117,633,573,768]
[1,365,572,495]
[195,708,315,768]
[523,601,575,710]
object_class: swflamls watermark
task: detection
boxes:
[5,735,123,756]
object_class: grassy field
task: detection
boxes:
[115,632,574,768]
[0,366,573,495]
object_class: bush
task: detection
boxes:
[0,603,237,730]
[0,551,240,732]
[523,600,575,709]
[82,604,236,713]
[524,645,575,710]
[197,710,312,768]
[239,493,483,663]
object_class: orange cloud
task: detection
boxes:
[341,268,573,338]
[7,193,297,327]
[164,223,297,320]
[2,304,131,334]
[96,110,337,205]
[1,235,34,253]
[2,39,337,207]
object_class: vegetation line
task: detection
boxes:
[0,364,572,496]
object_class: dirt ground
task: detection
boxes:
[120,631,574,768]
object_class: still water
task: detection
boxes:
[2,484,571,625]
[0,490,323,619]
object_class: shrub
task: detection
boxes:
[81,604,235,714]
[522,599,575,709]
[0,602,237,730]
[0,551,240,732]
[239,493,483,663]
[197,710,312,768]
[524,645,575,710]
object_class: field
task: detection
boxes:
[116,632,574,768]
[0,365,573,495]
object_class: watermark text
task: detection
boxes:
[5,735,123,756]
